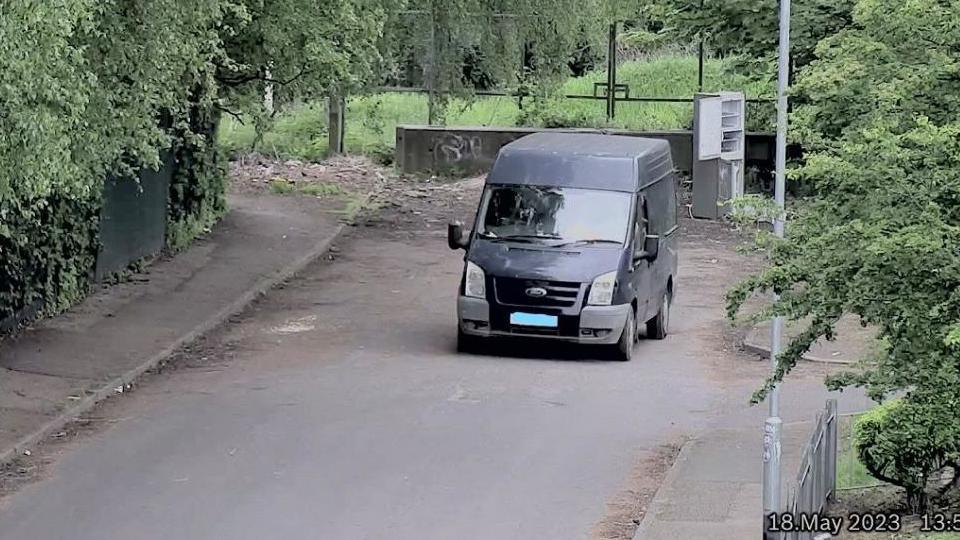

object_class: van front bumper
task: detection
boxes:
[458,296,630,345]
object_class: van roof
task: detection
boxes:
[487,132,673,192]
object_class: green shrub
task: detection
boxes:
[299,183,343,197]
[0,194,100,323]
[855,399,960,513]
[517,97,596,128]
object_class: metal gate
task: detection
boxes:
[95,151,173,281]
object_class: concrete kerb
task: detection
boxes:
[631,437,698,540]
[741,337,854,365]
[0,223,346,468]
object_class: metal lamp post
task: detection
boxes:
[763,0,791,536]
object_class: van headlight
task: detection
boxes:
[464,261,486,298]
[587,270,617,306]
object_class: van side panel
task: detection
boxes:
[639,172,680,320]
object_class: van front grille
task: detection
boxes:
[494,278,581,307]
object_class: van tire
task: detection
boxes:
[614,309,636,361]
[457,327,478,353]
[646,291,670,340]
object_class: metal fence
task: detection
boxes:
[782,399,839,540]
[379,14,774,126]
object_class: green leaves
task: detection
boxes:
[793,0,960,145]
[727,0,960,502]
[854,396,960,512]
[655,0,856,75]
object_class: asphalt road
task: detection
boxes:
[0,213,773,539]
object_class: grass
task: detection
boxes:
[219,54,772,162]
[269,179,344,197]
[837,413,887,490]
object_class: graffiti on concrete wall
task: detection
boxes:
[432,133,484,164]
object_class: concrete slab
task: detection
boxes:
[0,369,88,415]
[653,480,742,521]
[674,433,760,483]
[638,518,760,540]
[744,314,876,365]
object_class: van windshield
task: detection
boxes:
[476,185,631,245]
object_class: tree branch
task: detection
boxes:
[215,65,311,88]
[263,67,310,86]
[215,104,244,125]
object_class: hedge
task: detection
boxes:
[0,1,228,327]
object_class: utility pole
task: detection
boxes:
[763,0,790,537]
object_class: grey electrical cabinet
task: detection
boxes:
[692,92,745,219]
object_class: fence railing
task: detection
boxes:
[782,399,839,540]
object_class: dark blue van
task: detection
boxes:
[447,132,679,361]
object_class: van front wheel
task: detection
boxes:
[646,291,670,340]
[614,309,636,361]
[457,326,478,353]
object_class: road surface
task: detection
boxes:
[0,180,779,540]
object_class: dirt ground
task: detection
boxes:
[827,483,960,539]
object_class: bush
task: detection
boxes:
[167,93,228,251]
[517,97,596,128]
[855,398,960,513]
[0,194,100,323]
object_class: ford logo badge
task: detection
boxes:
[525,287,548,298]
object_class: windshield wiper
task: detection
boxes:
[553,239,623,247]
[501,234,562,241]
[476,232,537,243]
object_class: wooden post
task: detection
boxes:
[698,0,705,92]
[328,94,345,155]
[426,6,438,125]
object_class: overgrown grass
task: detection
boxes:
[219,54,772,162]
[837,413,887,490]
[269,178,344,197]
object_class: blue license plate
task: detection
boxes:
[510,312,558,327]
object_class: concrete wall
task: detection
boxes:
[396,125,777,176]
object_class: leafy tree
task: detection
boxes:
[856,395,960,513]
[0,0,97,203]
[215,0,394,113]
[791,0,960,145]
[653,0,855,83]
[727,0,960,509]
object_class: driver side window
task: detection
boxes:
[633,196,649,257]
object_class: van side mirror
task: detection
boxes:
[447,222,469,250]
[634,235,660,263]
